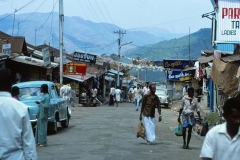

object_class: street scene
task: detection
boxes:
[36,102,204,160]
[1,0,240,160]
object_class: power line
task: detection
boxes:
[0,0,37,22]
[100,0,118,28]
[36,0,58,31]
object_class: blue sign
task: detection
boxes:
[167,70,189,81]
[163,59,196,69]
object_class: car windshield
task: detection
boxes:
[19,87,41,97]
[156,89,166,95]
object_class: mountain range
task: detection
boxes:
[0,12,185,55]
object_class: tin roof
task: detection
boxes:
[11,56,59,68]
[221,54,240,62]
[63,73,94,82]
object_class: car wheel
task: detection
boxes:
[61,113,69,128]
[165,104,169,108]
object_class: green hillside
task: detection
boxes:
[124,28,212,60]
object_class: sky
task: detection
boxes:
[0,0,214,34]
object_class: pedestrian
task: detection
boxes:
[182,84,188,97]
[115,86,121,107]
[142,82,150,97]
[131,86,135,103]
[134,84,142,111]
[60,84,72,116]
[92,86,102,105]
[109,84,115,106]
[128,86,134,102]
[139,84,162,144]
[35,84,50,147]
[11,86,20,101]
[200,97,240,160]
[50,85,58,98]
[0,68,37,159]
[177,87,201,149]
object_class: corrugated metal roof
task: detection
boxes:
[221,54,240,62]
[182,66,196,71]
[197,55,214,63]
[63,73,94,82]
[11,56,59,68]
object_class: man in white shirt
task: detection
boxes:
[134,84,142,111]
[200,97,240,160]
[0,69,37,160]
[92,87,102,105]
[142,82,150,96]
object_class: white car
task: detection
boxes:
[156,88,169,107]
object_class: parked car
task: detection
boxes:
[12,81,70,134]
[155,87,169,107]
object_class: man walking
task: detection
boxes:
[0,68,37,160]
[142,82,150,96]
[139,84,162,144]
[200,97,240,160]
[134,84,142,111]
[178,87,201,149]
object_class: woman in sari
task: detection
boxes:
[35,84,50,147]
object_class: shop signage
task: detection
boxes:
[216,0,240,53]
[72,52,96,64]
[42,47,51,67]
[96,57,104,66]
[2,43,11,56]
[163,59,195,69]
[63,62,86,75]
[167,70,189,81]
[153,61,163,66]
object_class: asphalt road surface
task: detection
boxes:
[36,102,204,160]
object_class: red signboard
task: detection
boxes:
[63,62,86,75]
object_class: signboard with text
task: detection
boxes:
[63,62,87,75]
[166,70,189,81]
[2,43,11,56]
[42,47,51,67]
[72,52,96,64]
[217,0,240,53]
[163,59,195,69]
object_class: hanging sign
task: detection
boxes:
[42,47,51,67]
[72,52,96,64]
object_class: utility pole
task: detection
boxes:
[114,30,126,87]
[59,0,64,86]
[188,27,190,66]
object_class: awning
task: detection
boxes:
[11,56,59,68]
[105,76,114,81]
[108,69,124,76]
[63,73,94,82]
[182,66,196,71]
[221,54,240,62]
[197,55,214,64]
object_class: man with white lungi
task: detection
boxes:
[139,84,162,144]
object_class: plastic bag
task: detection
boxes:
[137,121,146,139]
[174,122,183,136]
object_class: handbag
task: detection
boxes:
[136,121,146,140]
[174,122,183,136]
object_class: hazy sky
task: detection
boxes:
[0,0,214,33]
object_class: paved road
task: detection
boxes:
[37,102,204,160]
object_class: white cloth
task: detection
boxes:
[110,87,115,96]
[180,96,200,114]
[143,116,155,142]
[134,88,142,99]
[142,86,150,95]
[60,85,72,114]
[0,92,37,160]
[92,88,97,97]
[115,89,121,101]
[200,122,240,160]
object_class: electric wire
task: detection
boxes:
[100,0,118,29]
[85,0,113,33]
[36,0,58,31]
